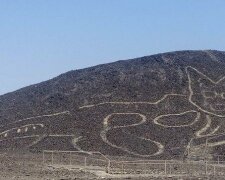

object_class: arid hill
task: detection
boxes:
[1,50,225,159]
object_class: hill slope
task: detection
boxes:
[1,50,225,159]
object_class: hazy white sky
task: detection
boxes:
[0,0,225,95]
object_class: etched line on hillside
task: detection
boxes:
[207,133,225,147]
[79,94,186,109]
[77,66,225,156]
[72,136,83,149]
[185,66,225,149]
[0,111,71,147]
[208,141,225,147]
[0,111,71,128]
[0,124,44,136]
[100,113,164,157]
[153,111,200,128]
[103,113,147,128]
[0,134,75,146]
[195,115,220,138]
[28,134,47,148]
[0,135,40,143]
[48,134,75,137]
[71,136,92,153]
[187,133,225,153]
[186,66,225,117]
[2,66,223,155]
[13,135,40,140]
[101,128,164,157]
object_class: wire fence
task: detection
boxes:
[43,150,110,172]
[109,159,225,176]
[42,150,225,177]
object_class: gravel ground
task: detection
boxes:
[0,151,225,180]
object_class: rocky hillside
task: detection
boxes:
[1,50,225,159]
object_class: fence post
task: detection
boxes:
[218,156,220,165]
[51,151,54,165]
[144,162,147,174]
[107,160,111,174]
[205,160,208,175]
[165,160,167,175]
[213,165,216,176]
[121,163,124,174]
[69,152,72,165]
[84,157,87,173]
[83,156,87,179]
[187,160,190,175]
[42,151,45,164]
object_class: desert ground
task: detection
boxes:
[0,151,225,180]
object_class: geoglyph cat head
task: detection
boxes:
[186,66,225,117]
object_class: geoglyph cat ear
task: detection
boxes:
[186,66,214,90]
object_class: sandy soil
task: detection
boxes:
[0,151,225,180]
[0,151,97,179]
